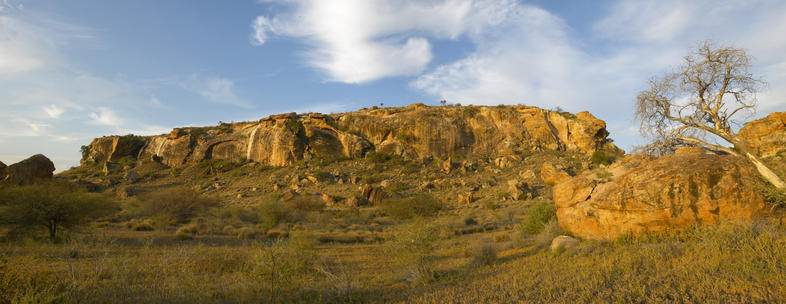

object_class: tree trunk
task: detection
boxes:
[48,220,57,242]
[744,152,786,189]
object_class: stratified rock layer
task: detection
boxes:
[739,112,786,158]
[82,105,617,167]
[553,151,765,240]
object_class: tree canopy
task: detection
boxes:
[0,182,117,241]
[635,41,784,188]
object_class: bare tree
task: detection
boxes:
[635,41,785,188]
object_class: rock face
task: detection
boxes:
[739,112,786,158]
[361,184,387,205]
[80,105,617,168]
[541,162,571,186]
[2,154,56,185]
[553,152,766,240]
[0,161,6,176]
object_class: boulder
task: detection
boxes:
[281,189,298,201]
[507,179,531,200]
[541,162,571,186]
[550,235,579,251]
[321,193,336,206]
[554,153,766,240]
[346,196,369,207]
[2,154,55,185]
[519,169,536,180]
[442,158,454,174]
[361,184,387,205]
[117,187,135,199]
[419,181,435,191]
[494,155,520,168]
[458,192,474,204]
[738,112,786,158]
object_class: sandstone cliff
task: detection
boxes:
[82,105,618,168]
[739,112,786,158]
[551,149,765,240]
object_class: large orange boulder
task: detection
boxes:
[738,112,786,158]
[553,152,766,240]
[2,154,56,185]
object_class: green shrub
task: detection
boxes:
[365,151,393,163]
[380,194,444,220]
[80,145,90,160]
[0,182,118,241]
[257,199,289,230]
[286,196,325,212]
[591,150,610,166]
[138,187,218,224]
[759,183,786,208]
[519,201,556,234]
[391,219,441,282]
[199,159,240,174]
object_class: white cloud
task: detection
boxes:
[43,104,64,118]
[188,76,250,107]
[251,16,273,45]
[412,5,582,108]
[251,0,519,83]
[88,107,124,126]
[150,96,163,107]
[0,15,47,74]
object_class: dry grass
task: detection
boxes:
[1,220,783,303]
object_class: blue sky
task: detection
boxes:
[2,0,786,171]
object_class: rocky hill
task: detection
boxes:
[81,104,619,168]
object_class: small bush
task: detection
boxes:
[287,196,325,212]
[131,220,154,231]
[591,150,610,166]
[199,159,240,175]
[257,199,289,230]
[236,227,256,239]
[366,151,393,163]
[470,244,498,266]
[493,233,511,242]
[138,187,218,224]
[519,201,556,234]
[533,220,561,248]
[759,183,786,208]
[380,194,444,220]
[391,219,441,282]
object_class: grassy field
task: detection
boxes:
[2,152,785,303]
[2,219,785,303]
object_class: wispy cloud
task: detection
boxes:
[184,75,251,107]
[251,0,520,83]
[43,104,64,118]
[88,107,124,126]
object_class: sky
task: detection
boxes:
[2,0,786,172]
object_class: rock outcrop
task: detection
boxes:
[81,105,617,168]
[0,161,6,176]
[540,162,571,186]
[361,184,387,205]
[739,112,786,158]
[2,154,56,185]
[553,151,766,240]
